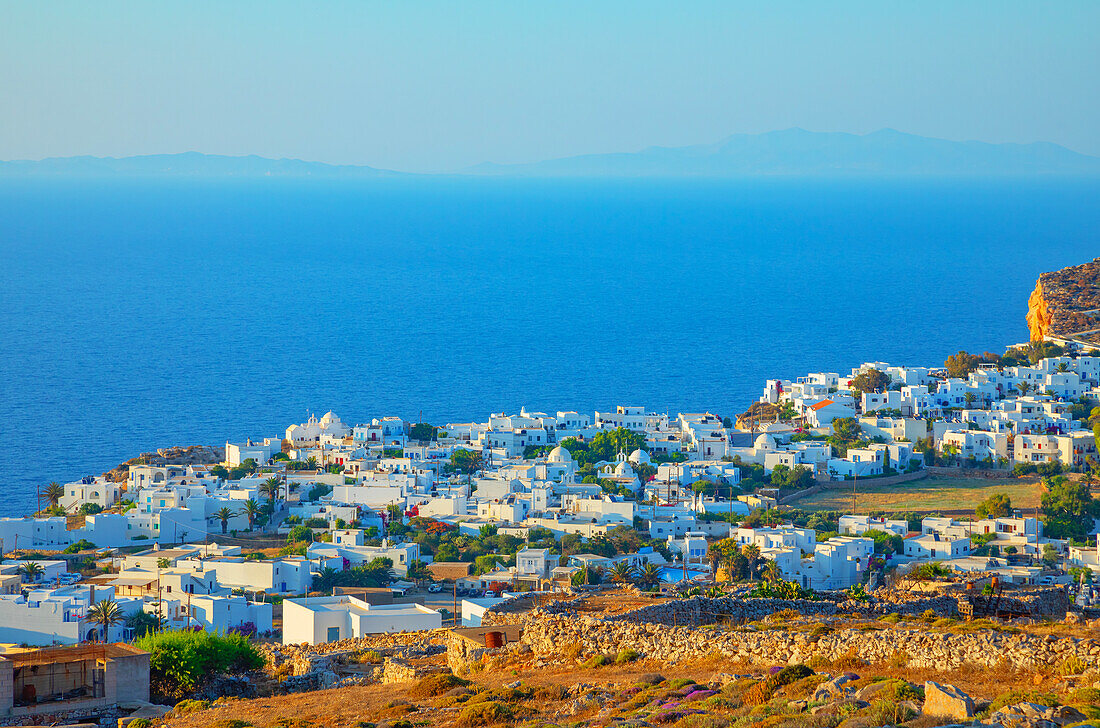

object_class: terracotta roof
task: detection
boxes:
[809,399,835,411]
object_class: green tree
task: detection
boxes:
[945,351,981,379]
[241,499,262,530]
[741,543,762,577]
[18,561,43,583]
[451,449,484,475]
[44,482,65,509]
[213,507,237,534]
[86,599,125,642]
[406,559,432,585]
[637,562,661,589]
[260,477,280,507]
[832,417,861,442]
[287,525,314,544]
[589,427,646,462]
[975,492,1012,520]
[125,610,160,639]
[1017,381,1032,396]
[852,368,890,394]
[608,560,638,584]
[408,423,437,442]
[860,529,904,556]
[304,456,319,470]
[313,566,340,593]
[1040,475,1097,541]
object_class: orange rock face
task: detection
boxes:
[1026,257,1100,345]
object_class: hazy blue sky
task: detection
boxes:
[2,1,1097,172]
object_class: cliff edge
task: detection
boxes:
[1026,257,1100,345]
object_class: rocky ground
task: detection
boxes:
[148,644,1100,728]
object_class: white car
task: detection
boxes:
[427,583,443,593]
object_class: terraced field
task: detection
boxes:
[795,476,1044,516]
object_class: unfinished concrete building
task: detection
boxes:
[0,644,149,719]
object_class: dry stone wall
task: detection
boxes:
[519,612,1100,671]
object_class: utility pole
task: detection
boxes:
[851,470,858,515]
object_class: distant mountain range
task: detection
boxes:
[4,129,1099,178]
[466,129,1100,177]
[0,151,396,178]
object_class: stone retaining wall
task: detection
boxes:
[602,594,961,626]
[519,613,1100,671]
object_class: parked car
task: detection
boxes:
[427,583,443,593]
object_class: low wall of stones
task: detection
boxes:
[602,594,961,626]
[519,613,1100,671]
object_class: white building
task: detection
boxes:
[282,596,441,644]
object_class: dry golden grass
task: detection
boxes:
[160,643,1072,728]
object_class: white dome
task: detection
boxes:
[614,460,632,476]
[547,445,573,463]
[754,434,777,449]
[320,411,341,425]
[628,449,651,465]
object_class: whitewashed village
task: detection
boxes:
[1,318,1100,726]
[2,336,1099,654]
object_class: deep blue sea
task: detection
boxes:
[1,176,1098,515]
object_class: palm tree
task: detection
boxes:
[637,563,661,589]
[213,507,237,534]
[44,482,64,509]
[242,499,262,530]
[741,544,761,578]
[305,456,319,470]
[313,566,340,594]
[261,477,281,507]
[19,561,43,583]
[964,392,976,409]
[762,560,782,582]
[1017,381,1032,396]
[1056,362,1070,373]
[86,599,125,642]
[609,560,637,584]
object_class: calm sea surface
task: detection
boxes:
[1,176,1098,515]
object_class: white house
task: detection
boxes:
[839,515,908,537]
[281,596,441,644]
[903,533,972,559]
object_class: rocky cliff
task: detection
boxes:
[1027,257,1100,344]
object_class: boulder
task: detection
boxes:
[922,681,975,720]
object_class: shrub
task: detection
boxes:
[865,699,916,725]
[616,648,641,665]
[356,650,383,664]
[582,653,613,668]
[128,720,151,728]
[1057,655,1086,676]
[1069,687,1100,706]
[664,678,697,689]
[671,715,729,728]
[987,690,1060,713]
[880,612,901,624]
[742,664,814,705]
[174,699,211,714]
[887,650,911,668]
[637,673,665,685]
[408,673,469,698]
[457,701,513,726]
[134,630,263,700]
[212,721,252,728]
[832,648,865,670]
